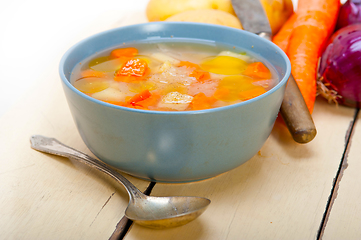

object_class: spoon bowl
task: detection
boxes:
[30,135,210,229]
[126,195,210,229]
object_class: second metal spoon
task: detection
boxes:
[30,135,210,229]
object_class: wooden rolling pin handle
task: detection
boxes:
[280,74,317,143]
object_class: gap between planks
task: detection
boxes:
[317,108,360,240]
[107,108,360,240]
[108,181,156,240]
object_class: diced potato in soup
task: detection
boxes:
[92,88,126,102]
[70,40,278,111]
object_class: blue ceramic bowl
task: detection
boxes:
[59,22,291,183]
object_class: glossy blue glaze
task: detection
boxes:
[59,22,291,182]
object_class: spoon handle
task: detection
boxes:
[30,135,144,199]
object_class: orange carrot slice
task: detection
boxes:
[190,93,217,110]
[189,70,211,82]
[110,47,138,58]
[136,93,160,109]
[179,61,200,69]
[239,87,267,101]
[117,59,148,77]
[243,62,272,79]
[214,88,231,101]
[114,58,150,82]
[114,68,150,82]
[128,89,152,105]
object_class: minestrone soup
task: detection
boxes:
[70,40,278,111]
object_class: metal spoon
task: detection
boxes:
[30,135,211,229]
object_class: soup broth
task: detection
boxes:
[70,40,279,111]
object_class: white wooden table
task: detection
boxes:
[1,0,360,239]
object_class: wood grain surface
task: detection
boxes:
[1,1,360,239]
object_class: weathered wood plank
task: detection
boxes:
[322,109,361,240]
[0,7,149,240]
[125,101,355,240]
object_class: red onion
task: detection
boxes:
[318,24,361,108]
[336,0,361,30]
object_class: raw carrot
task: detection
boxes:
[272,13,297,53]
[272,0,340,113]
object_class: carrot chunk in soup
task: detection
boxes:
[117,59,148,77]
[243,62,272,79]
[191,93,217,110]
[110,47,138,58]
[189,69,211,82]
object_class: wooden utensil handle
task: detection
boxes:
[280,74,317,143]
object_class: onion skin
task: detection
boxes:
[336,0,361,30]
[318,24,361,108]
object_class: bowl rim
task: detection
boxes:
[59,22,291,115]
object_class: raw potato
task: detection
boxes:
[146,0,293,34]
[146,0,234,21]
[165,9,242,29]
[260,0,293,34]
